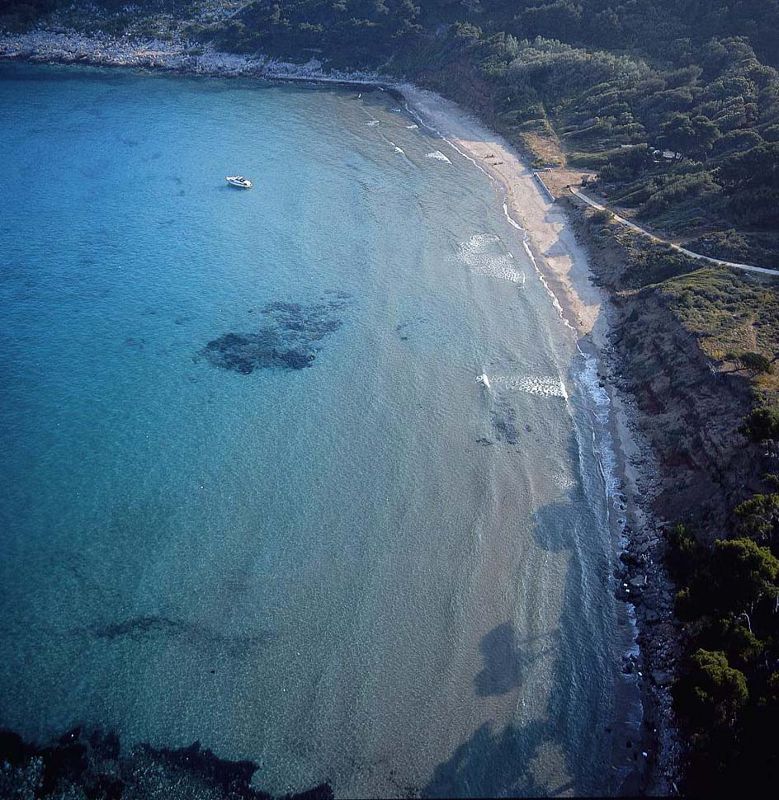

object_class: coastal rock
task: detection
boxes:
[0,727,333,800]
[651,670,673,687]
[620,550,639,566]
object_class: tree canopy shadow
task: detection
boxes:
[423,719,552,798]
[423,424,626,797]
[474,623,553,697]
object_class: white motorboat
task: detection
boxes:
[226,175,253,189]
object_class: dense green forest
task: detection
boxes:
[3,0,779,794]
[666,508,779,794]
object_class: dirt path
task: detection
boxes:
[569,186,778,276]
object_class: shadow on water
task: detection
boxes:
[474,624,554,698]
[424,719,554,798]
[424,428,622,798]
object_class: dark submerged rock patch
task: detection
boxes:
[202,296,350,375]
[491,400,520,445]
[124,336,145,351]
[0,727,333,800]
[395,322,410,341]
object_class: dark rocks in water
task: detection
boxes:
[88,729,120,761]
[203,330,314,374]
[491,402,520,445]
[285,784,334,800]
[263,301,345,341]
[203,297,348,375]
[0,727,89,796]
[0,727,333,800]
[145,740,260,798]
[90,614,183,640]
[0,729,36,768]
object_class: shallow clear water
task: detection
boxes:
[0,63,628,797]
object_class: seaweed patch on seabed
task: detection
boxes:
[201,295,351,375]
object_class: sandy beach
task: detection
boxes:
[398,85,604,342]
[0,28,679,792]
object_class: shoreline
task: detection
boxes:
[0,29,678,794]
[395,83,680,794]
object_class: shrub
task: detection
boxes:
[674,649,749,728]
[738,352,773,374]
[666,523,699,579]
[742,406,779,442]
[710,537,779,615]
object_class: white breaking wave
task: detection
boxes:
[553,472,576,493]
[366,119,379,127]
[458,233,525,284]
[406,123,419,129]
[426,150,451,163]
[577,354,620,499]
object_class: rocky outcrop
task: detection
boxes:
[0,29,385,83]
[0,726,333,800]
[610,290,758,529]
[568,200,762,532]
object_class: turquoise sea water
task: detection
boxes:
[0,63,633,796]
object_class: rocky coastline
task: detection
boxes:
[0,726,333,799]
[0,28,386,84]
[598,333,683,796]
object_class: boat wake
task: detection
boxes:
[491,374,568,400]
